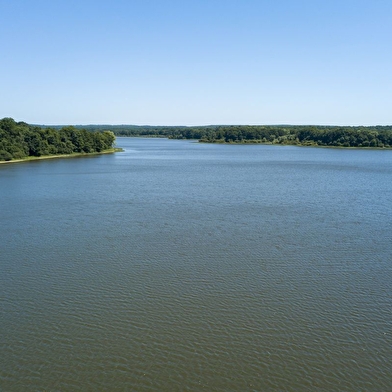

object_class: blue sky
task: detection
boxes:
[1,0,391,125]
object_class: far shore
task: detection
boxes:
[197,140,392,149]
[0,148,123,165]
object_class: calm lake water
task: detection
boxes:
[1,138,391,391]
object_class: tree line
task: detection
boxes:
[0,118,116,161]
[3,119,391,161]
[167,125,392,147]
[77,124,392,148]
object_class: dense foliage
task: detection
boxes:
[74,124,392,148]
[167,125,392,147]
[0,118,116,161]
[3,118,391,161]
[48,124,189,137]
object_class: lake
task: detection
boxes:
[1,138,391,391]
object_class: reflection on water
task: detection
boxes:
[1,138,391,391]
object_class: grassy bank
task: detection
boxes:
[0,148,123,165]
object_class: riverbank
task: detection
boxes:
[0,148,123,164]
[198,139,392,149]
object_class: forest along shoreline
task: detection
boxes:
[2,117,392,164]
[0,118,118,163]
[67,123,392,148]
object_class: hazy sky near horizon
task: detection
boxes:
[1,0,391,126]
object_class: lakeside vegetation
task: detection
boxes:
[73,124,392,148]
[187,125,392,147]
[0,118,116,162]
[2,118,392,162]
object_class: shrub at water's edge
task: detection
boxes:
[0,118,116,161]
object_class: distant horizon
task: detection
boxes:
[29,121,392,128]
[3,115,391,128]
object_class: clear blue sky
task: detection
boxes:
[1,0,391,125]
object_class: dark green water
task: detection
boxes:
[1,138,391,391]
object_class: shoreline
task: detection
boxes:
[197,140,392,149]
[0,148,123,165]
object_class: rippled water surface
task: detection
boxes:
[1,138,391,391]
